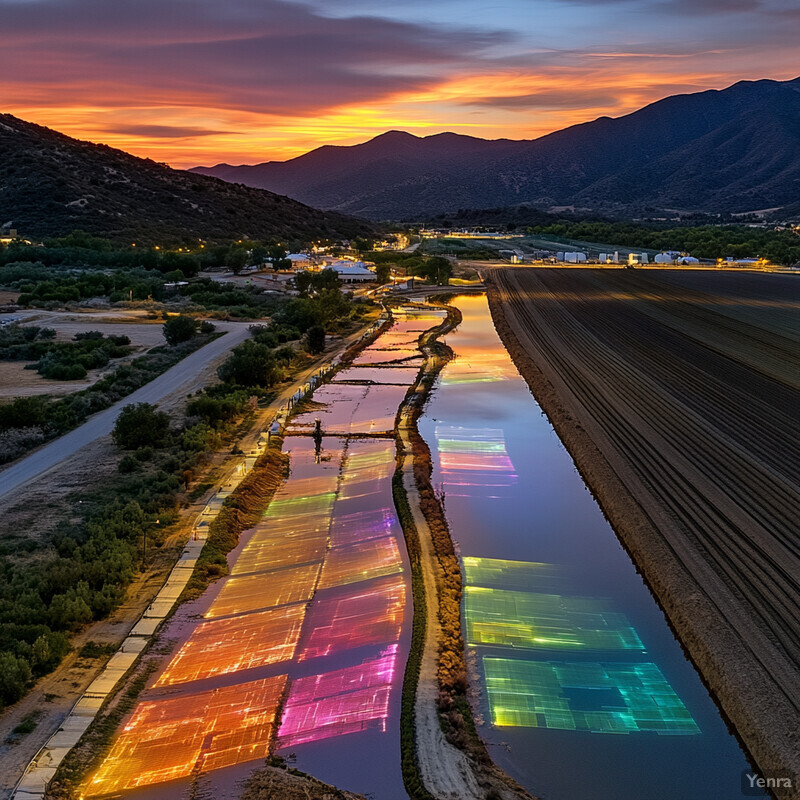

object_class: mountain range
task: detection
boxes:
[192,77,800,221]
[0,114,374,245]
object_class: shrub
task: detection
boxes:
[305,325,326,354]
[217,341,279,388]
[163,315,197,346]
[112,403,170,449]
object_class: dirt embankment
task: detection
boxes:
[486,267,800,798]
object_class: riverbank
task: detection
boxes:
[486,267,800,798]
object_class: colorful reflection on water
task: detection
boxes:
[419,294,759,800]
[85,310,442,800]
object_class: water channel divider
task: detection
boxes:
[393,297,538,800]
[11,313,394,800]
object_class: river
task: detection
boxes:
[417,294,760,800]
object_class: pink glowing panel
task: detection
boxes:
[298,575,406,661]
[155,604,305,686]
[289,384,409,435]
[352,348,424,366]
[278,648,398,747]
[319,537,403,589]
[333,366,420,384]
[330,507,401,547]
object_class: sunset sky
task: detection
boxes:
[2,0,798,167]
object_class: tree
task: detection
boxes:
[225,246,249,274]
[306,325,326,354]
[112,403,171,449]
[266,245,291,270]
[423,256,452,285]
[217,340,279,387]
[163,315,197,346]
[375,263,391,284]
[295,268,341,296]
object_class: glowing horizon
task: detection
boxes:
[2,0,797,167]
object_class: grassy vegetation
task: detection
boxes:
[367,251,454,283]
[0,323,133,380]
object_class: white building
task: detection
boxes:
[564,252,587,263]
[286,253,313,270]
[329,263,375,283]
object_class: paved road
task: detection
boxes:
[0,324,250,502]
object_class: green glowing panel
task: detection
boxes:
[265,492,337,520]
[463,557,564,593]
[464,587,644,651]
[484,659,699,735]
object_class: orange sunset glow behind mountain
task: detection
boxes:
[2,0,799,166]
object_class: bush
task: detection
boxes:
[112,403,170,449]
[217,341,279,388]
[199,320,216,334]
[163,315,197,346]
[0,651,32,706]
[306,325,326,354]
[118,454,140,473]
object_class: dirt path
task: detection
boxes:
[398,408,484,800]
[487,267,800,798]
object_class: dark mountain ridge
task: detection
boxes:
[0,114,375,245]
[192,77,800,220]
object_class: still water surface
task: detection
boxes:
[418,294,759,800]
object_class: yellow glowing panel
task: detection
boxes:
[87,675,286,795]
[319,537,403,589]
[206,563,322,619]
[155,605,305,686]
[232,533,327,576]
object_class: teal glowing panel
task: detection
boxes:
[484,658,699,735]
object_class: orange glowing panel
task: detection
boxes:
[299,575,406,661]
[232,532,328,576]
[205,563,322,619]
[155,604,305,686]
[87,675,286,795]
[319,537,403,589]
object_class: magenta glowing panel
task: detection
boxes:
[330,506,401,547]
[278,647,399,747]
[298,575,406,661]
[333,366,420,384]
[289,384,409,435]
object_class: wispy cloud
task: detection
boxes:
[0,0,796,165]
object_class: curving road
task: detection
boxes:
[0,324,250,502]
